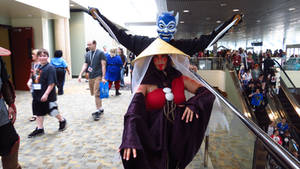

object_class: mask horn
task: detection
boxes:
[175,12,179,26]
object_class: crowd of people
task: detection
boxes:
[268,119,300,163]
[217,47,300,161]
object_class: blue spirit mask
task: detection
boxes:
[157,11,179,42]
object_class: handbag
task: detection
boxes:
[99,82,109,99]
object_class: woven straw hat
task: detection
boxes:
[0,47,11,56]
[131,38,190,65]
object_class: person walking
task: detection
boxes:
[105,48,123,96]
[28,49,67,138]
[27,49,39,122]
[0,46,21,169]
[78,40,107,121]
[50,50,70,95]
[117,47,127,87]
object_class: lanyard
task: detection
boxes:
[90,50,97,66]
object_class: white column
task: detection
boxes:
[54,18,72,77]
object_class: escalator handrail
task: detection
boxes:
[272,59,297,89]
[193,72,300,168]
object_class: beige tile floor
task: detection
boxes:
[10,78,213,169]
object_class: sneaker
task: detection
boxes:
[29,116,37,122]
[28,128,44,138]
[98,109,104,117]
[59,119,67,131]
[92,111,100,121]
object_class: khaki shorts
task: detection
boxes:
[88,76,101,97]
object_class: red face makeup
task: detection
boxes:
[153,54,168,71]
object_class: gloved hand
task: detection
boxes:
[88,7,101,20]
[233,14,243,25]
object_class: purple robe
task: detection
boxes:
[119,86,215,169]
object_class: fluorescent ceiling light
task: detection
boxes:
[220,3,227,7]
[256,20,261,23]
[233,9,239,12]
[180,21,184,23]
[183,10,189,13]
[289,7,296,11]
[216,20,222,23]
[70,4,74,7]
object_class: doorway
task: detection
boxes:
[10,27,34,90]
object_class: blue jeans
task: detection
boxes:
[120,68,125,86]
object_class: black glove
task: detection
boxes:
[88,7,101,20]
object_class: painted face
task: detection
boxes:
[38,52,49,65]
[157,12,177,42]
[153,55,168,71]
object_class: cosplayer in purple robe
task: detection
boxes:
[86,6,237,168]
[118,38,216,169]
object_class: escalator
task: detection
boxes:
[278,88,300,135]
[193,70,300,169]
[271,59,300,142]
[192,57,300,168]
[228,68,269,169]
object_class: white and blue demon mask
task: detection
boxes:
[157,11,179,42]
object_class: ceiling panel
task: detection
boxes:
[166,0,300,44]
[0,0,64,19]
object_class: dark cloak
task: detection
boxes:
[93,11,240,56]
[119,58,215,169]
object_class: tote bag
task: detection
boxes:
[99,82,109,99]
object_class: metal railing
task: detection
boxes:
[190,57,225,70]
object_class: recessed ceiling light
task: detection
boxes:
[180,21,184,24]
[216,20,222,23]
[256,20,261,23]
[289,7,296,11]
[183,10,189,13]
[220,3,227,7]
[70,4,75,7]
[233,9,240,12]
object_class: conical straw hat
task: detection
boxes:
[131,38,190,65]
[0,47,11,56]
